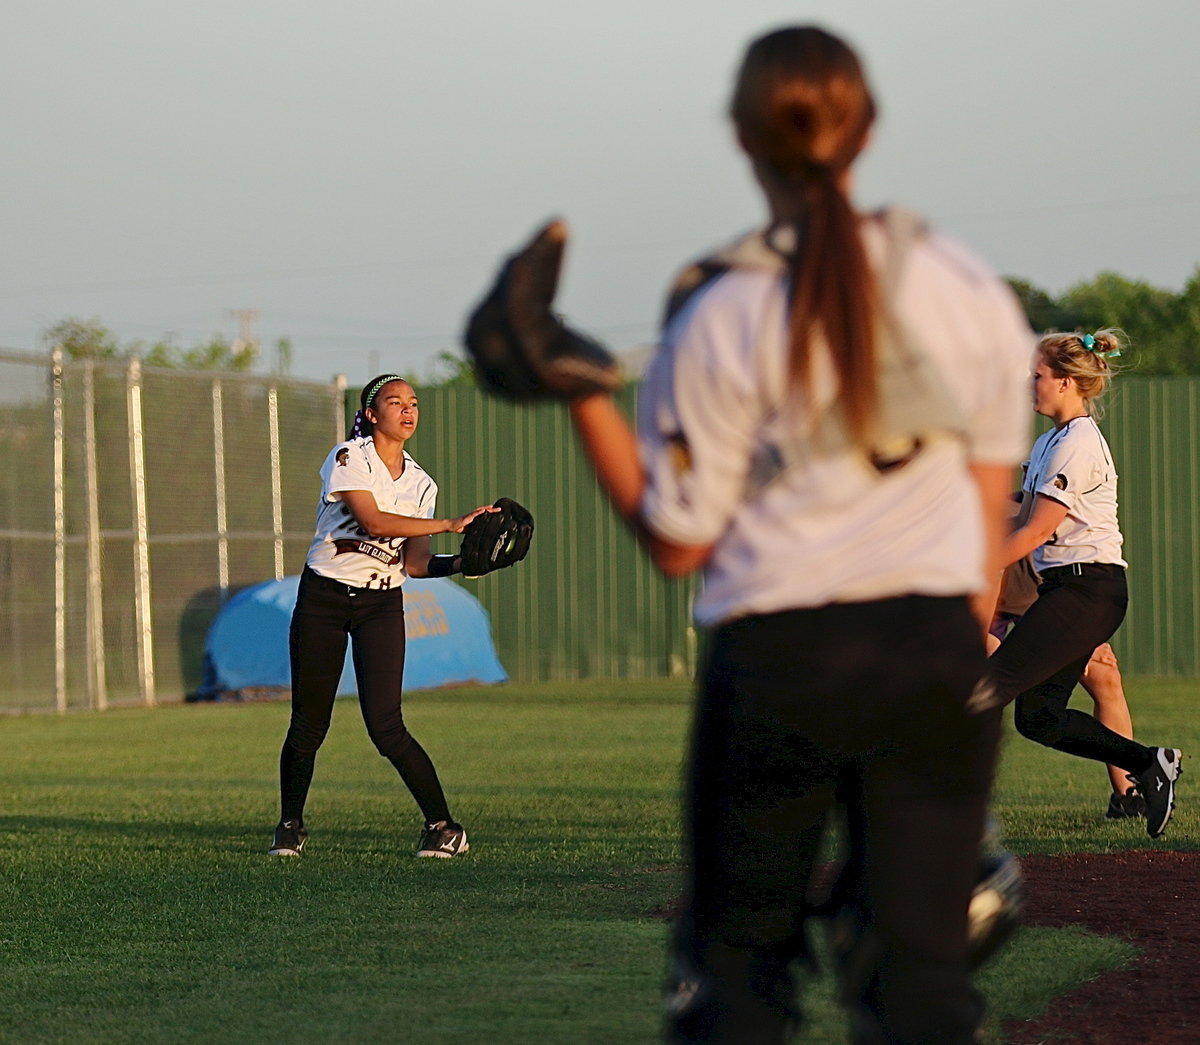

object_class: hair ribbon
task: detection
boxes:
[1081,332,1121,359]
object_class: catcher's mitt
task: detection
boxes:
[463,220,623,401]
[459,498,535,578]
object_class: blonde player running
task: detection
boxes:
[973,331,1183,838]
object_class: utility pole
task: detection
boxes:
[228,308,260,361]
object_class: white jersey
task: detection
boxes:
[304,436,437,589]
[638,217,1032,627]
[1024,416,1125,570]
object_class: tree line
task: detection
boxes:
[44,317,292,374]
[43,264,1200,378]
[1007,269,1200,375]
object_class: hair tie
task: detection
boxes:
[1081,332,1121,360]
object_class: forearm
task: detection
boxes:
[398,533,459,579]
[968,462,1014,634]
[567,393,712,577]
[1000,493,1069,567]
[1001,524,1051,568]
[359,513,453,539]
[338,490,459,539]
[568,393,646,522]
[406,554,462,578]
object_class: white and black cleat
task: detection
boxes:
[416,820,470,858]
[268,819,308,857]
[1135,748,1183,839]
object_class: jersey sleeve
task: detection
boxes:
[637,276,768,546]
[1034,433,1101,510]
[964,296,1031,466]
[322,441,374,501]
[935,240,1032,466]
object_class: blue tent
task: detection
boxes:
[192,575,507,699]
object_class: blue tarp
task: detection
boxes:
[193,575,507,698]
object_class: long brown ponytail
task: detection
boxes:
[731,27,878,442]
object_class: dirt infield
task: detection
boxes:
[1001,850,1200,1044]
[650,850,1198,1041]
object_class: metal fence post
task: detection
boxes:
[51,347,67,713]
[211,377,230,599]
[334,374,346,442]
[1191,382,1200,676]
[83,359,108,709]
[126,356,156,706]
[267,384,283,581]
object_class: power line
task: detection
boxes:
[8,189,1194,300]
[938,190,1200,224]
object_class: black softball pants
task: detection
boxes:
[672,596,1000,1045]
[278,566,451,826]
[981,563,1152,774]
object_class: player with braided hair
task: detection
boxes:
[269,374,502,860]
[971,330,1183,839]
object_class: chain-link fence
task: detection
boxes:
[0,349,344,711]
[0,352,697,715]
[6,348,1191,715]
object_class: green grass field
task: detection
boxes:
[1,678,1195,1044]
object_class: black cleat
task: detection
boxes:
[268,819,307,857]
[1104,788,1146,820]
[417,820,469,858]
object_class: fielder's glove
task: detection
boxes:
[459,498,535,578]
[463,220,623,401]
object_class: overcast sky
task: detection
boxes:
[3,1,1198,385]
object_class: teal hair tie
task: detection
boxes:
[1081,332,1122,360]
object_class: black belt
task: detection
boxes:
[1040,562,1125,580]
[303,565,378,597]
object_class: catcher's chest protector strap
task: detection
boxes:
[661,208,968,494]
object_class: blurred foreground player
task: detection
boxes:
[464,25,1031,1042]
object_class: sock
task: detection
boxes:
[279,743,316,825]
[387,736,451,825]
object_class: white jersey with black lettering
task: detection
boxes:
[304,435,437,589]
[638,218,1032,627]
[1024,416,1125,570]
